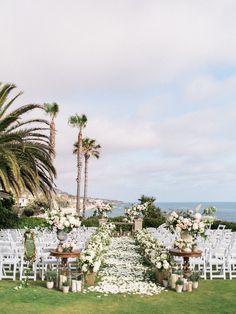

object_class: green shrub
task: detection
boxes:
[17,217,47,229]
[81,216,99,227]
[0,207,19,228]
[0,195,18,228]
[23,208,35,217]
[211,220,236,231]
[110,216,132,231]
[143,217,165,228]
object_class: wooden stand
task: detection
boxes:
[50,250,81,289]
[169,249,202,278]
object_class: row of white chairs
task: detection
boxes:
[148,225,236,280]
[0,227,97,281]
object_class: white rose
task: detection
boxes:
[195,213,202,221]
[193,223,199,230]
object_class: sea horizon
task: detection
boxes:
[86,201,236,222]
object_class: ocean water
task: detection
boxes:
[86,202,236,222]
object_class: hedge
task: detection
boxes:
[211,220,236,231]
[16,217,47,229]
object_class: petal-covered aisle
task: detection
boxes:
[87,237,163,295]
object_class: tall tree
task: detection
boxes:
[0,83,56,198]
[44,103,59,158]
[68,114,87,215]
[74,138,101,217]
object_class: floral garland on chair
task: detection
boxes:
[80,223,115,274]
[134,229,174,272]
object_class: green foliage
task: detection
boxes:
[139,195,156,204]
[0,82,56,198]
[0,206,19,228]
[211,220,236,231]
[190,271,200,282]
[143,217,165,228]
[17,217,47,229]
[0,195,18,228]
[62,280,69,287]
[44,103,59,119]
[81,216,99,227]
[110,216,132,232]
[45,270,57,282]
[139,194,165,221]
[23,208,34,217]
[22,198,49,217]
[176,278,184,285]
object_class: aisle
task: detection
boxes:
[87,237,163,295]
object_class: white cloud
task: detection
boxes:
[1,0,236,201]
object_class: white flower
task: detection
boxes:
[195,213,202,221]
[192,223,199,230]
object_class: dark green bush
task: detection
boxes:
[211,220,236,231]
[110,216,132,232]
[17,217,47,229]
[143,217,165,228]
[0,207,19,228]
[81,216,99,227]
[23,208,35,217]
[0,195,19,228]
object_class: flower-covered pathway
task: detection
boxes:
[87,237,163,295]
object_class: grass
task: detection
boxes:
[0,280,236,314]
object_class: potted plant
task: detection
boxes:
[190,272,200,288]
[175,278,184,293]
[62,280,70,293]
[45,270,57,289]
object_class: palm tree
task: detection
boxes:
[44,103,59,158]
[68,114,87,215]
[0,82,56,198]
[74,138,101,218]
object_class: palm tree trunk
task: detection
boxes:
[82,155,89,218]
[76,130,82,215]
[49,119,55,210]
[50,120,55,158]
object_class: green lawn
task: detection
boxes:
[0,280,235,314]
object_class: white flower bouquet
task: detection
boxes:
[165,208,215,240]
[94,201,113,218]
[45,208,81,233]
[124,203,148,222]
[62,240,76,252]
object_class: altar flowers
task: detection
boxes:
[94,201,113,218]
[124,202,149,222]
[165,206,216,251]
[44,208,81,233]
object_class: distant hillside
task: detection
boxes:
[55,188,124,208]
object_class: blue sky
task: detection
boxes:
[1,0,236,202]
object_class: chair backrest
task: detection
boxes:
[217,224,226,230]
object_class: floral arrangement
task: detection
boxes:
[134,229,174,272]
[165,207,216,251]
[173,238,192,252]
[165,208,215,239]
[124,203,148,222]
[45,208,81,233]
[62,240,76,252]
[80,223,115,274]
[94,201,113,218]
